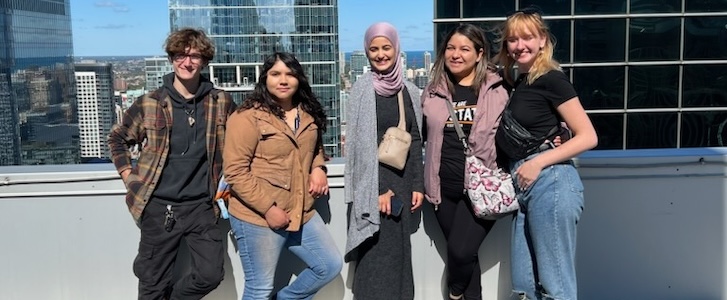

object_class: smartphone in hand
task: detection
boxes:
[390,194,405,217]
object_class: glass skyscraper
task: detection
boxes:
[349,50,368,85]
[434,0,727,150]
[169,0,342,157]
[0,0,77,165]
[144,57,173,92]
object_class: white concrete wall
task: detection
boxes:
[0,148,726,300]
[575,148,727,300]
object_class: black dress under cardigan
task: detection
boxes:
[352,87,424,300]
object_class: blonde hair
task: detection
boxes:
[495,12,560,85]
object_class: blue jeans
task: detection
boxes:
[230,212,342,300]
[510,154,584,300]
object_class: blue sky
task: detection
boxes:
[71,1,433,57]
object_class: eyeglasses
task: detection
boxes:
[172,53,204,63]
[507,5,544,18]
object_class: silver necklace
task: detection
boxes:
[183,106,195,126]
[182,96,197,126]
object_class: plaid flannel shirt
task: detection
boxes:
[108,85,236,225]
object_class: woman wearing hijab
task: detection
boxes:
[344,22,424,300]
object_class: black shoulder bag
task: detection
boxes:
[495,74,561,161]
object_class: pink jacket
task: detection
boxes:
[421,71,509,205]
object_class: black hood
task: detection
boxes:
[162,72,214,105]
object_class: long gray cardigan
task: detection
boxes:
[343,72,423,258]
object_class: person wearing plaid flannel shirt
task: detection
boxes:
[108,28,236,300]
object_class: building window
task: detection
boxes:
[573,66,624,110]
[627,112,678,148]
[435,0,459,19]
[574,19,626,63]
[433,0,727,149]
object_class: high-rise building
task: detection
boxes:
[405,68,415,81]
[349,50,368,85]
[0,0,77,165]
[75,62,116,161]
[400,51,408,71]
[114,77,128,92]
[169,0,342,156]
[144,57,172,92]
[339,90,349,125]
[113,88,145,123]
[423,51,432,73]
[339,90,349,156]
[113,91,125,126]
[339,51,346,75]
[413,69,429,89]
[434,0,727,149]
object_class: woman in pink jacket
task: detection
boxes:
[421,24,509,300]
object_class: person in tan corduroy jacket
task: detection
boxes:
[222,52,342,300]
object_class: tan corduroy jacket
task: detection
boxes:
[223,106,326,231]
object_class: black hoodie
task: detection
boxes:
[151,73,214,204]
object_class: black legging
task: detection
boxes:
[435,186,496,300]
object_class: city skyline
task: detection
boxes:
[6,0,724,168]
[71,0,434,57]
[164,1,343,156]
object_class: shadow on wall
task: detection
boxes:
[175,193,510,299]
[200,194,347,300]
[174,220,239,299]
[421,201,513,300]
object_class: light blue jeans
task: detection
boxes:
[230,212,342,300]
[510,154,584,300]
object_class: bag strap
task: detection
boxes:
[505,74,560,141]
[442,82,510,154]
[443,100,470,152]
[396,90,406,130]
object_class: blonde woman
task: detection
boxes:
[495,7,598,300]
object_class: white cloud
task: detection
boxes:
[95,1,130,13]
[94,1,118,7]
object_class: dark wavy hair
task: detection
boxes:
[429,23,495,97]
[239,52,327,132]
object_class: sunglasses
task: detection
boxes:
[507,5,544,18]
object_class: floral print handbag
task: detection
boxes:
[464,152,519,219]
[445,100,519,219]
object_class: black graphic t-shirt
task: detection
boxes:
[439,84,478,194]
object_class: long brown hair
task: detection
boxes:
[429,24,492,97]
